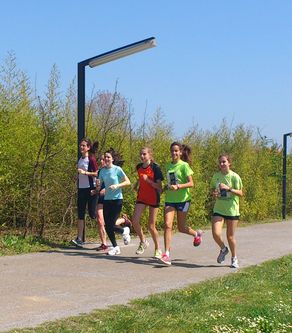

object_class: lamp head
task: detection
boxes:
[88,37,156,68]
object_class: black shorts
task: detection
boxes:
[213,212,240,220]
[77,188,97,219]
[97,195,104,204]
[136,200,160,208]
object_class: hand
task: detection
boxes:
[99,188,105,196]
[109,184,119,191]
[90,189,97,196]
[141,174,148,181]
[78,168,86,175]
[219,183,229,190]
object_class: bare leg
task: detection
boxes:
[164,206,175,252]
[96,204,107,245]
[212,216,225,249]
[226,219,238,257]
[115,217,125,226]
[148,206,160,250]
[177,211,196,236]
[132,203,147,242]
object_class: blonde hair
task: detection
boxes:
[141,147,154,162]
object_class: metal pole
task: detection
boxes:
[282,134,287,220]
[77,62,86,241]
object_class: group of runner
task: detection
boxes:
[72,138,243,268]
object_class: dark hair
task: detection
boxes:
[170,141,192,163]
[80,138,99,156]
[218,153,232,166]
[105,147,124,167]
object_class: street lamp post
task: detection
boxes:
[77,37,156,241]
[77,37,156,154]
[282,132,292,220]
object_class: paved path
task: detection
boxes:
[0,220,292,332]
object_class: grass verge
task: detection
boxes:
[7,255,292,333]
[0,234,52,256]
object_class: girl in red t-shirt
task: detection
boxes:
[132,147,164,258]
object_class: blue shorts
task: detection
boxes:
[165,201,190,212]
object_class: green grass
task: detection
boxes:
[0,234,53,256]
[7,255,292,333]
[0,226,98,256]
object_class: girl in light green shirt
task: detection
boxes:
[210,154,243,269]
[159,142,203,266]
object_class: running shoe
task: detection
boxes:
[217,246,229,263]
[96,243,108,251]
[193,230,203,247]
[231,257,239,268]
[159,253,172,266]
[154,249,162,259]
[71,238,84,248]
[122,227,131,245]
[135,239,150,254]
[107,246,121,256]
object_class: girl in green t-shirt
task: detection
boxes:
[210,154,243,268]
[159,142,203,266]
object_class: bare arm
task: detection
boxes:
[219,183,243,197]
[142,175,162,191]
[109,175,131,190]
[170,175,194,191]
[78,168,98,177]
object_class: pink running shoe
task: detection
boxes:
[193,230,203,247]
[159,253,172,266]
[96,244,108,251]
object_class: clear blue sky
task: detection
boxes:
[1,0,292,146]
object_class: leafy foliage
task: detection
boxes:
[0,53,290,238]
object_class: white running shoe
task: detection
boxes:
[107,246,121,256]
[122,227,131,245]
[231,257,239,268]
